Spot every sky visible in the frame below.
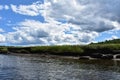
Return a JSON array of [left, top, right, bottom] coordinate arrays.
[[0, 0, 120, 46]]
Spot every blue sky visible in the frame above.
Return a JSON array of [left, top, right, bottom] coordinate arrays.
[[0, 0, 120, 46]]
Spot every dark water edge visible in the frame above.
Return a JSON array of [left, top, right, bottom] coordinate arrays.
[[0, 54, 120, 80]]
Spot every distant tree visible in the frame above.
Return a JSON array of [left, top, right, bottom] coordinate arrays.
[[92, 39, 120, 44]]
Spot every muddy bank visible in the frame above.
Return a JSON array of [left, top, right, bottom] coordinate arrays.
[[7, 51, 120, 60]]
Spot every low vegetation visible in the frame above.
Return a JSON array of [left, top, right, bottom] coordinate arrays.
[[96, 39, 120, 44], [0, 39, 120, 57], [31, 45, 84, 56], [82, 44, 120, 55], [0, 46, 8, 53]]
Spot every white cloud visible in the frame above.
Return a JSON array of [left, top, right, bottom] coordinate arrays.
[[0, 28, 5, 43], [2, 0, 120, 45], [11, 1, 43, 16], [44, 0, 120, 32], [4, 19, 98, 45], [111, 35, 119, 39], [0, 34, 5, 43], [0, 5, 9, 10], [111, 21, 120, 30], [4, 5, 9, 10], [107, 35, 119, 41], [10, 0, 120, 32], [0, 28, 4, 32]]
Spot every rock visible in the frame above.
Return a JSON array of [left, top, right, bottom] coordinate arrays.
[[90, 53, 103, 58], [79, 56, 90, 60], [101, 54, 113, 59], [113, 50, 120, 54], [115, 55, 120, 59]]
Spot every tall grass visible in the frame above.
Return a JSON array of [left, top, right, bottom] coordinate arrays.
[[1, 42, 120, 56], [88, 44, 120, 50], [31, 45, 84, 56], [0, 47, 8, 53], [81, 44, 120, 54]]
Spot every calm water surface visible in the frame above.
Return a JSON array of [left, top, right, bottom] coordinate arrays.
[[0, 54, 120, 80]]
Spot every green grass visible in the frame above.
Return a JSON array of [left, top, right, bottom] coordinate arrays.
[[0, 47, 8, 53], [80, 44, 120, 55], [31, 45, 84, 56], [88, 44, 120, 50], [0, 39, 120, 56]]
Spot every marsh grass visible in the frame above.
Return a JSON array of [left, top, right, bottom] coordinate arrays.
[[1, 39, 120, 56], [0, 47, 8, 53], [31, 45, 84, 56]]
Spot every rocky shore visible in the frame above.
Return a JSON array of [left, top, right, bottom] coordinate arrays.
[[8, 50, 120, 60], [79, 51, 120, 60]]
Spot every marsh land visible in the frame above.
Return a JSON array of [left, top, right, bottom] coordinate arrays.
[[0, 39, 120, 60]]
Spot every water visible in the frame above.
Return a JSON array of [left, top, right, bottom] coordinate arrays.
[[0, 54, 120, 80]]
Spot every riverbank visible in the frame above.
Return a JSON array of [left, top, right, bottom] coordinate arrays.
[[0, 44, 119, 60], [8, 52, 80, 60], [9, 52, 120, 60]]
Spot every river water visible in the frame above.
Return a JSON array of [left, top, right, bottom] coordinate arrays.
[[0, 54, 120, 80]]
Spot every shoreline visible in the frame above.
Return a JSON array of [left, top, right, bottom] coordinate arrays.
[[0, 43, 120, 60], [8, 52, 80, 60], [5, 52, 120, 61]]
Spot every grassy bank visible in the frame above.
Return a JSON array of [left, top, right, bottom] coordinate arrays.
[[82, 44, 120, 54], [7, 45, 84, 56], [0, 46, 8, 53], [4, 44, 120, 56], [0, 39, 120, 58], [30, 45, 84, 56]]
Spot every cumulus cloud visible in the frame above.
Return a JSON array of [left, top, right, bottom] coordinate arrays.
[[111, 35, 119, 39], [44, 0, 120, 32], [11, 1, 43, 16], [2, 0, 120, 45], [106, 35, 119, 41], [0, 34, 6, 43], [10, 0, 120, 32], [4, 19, 98, 45]]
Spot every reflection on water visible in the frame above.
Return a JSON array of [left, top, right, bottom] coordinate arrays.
[[0, 54, 120, 80]]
